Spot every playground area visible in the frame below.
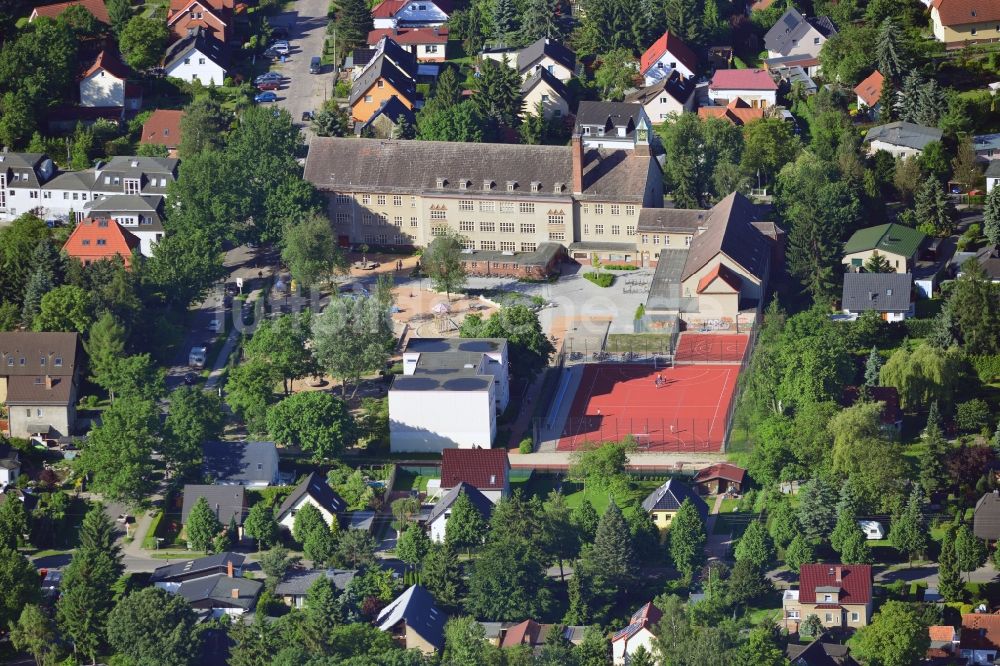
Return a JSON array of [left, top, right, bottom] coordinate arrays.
[[554, 362, 740, 453], [390, 287, 498, 338], [673, 332, 750, 364]]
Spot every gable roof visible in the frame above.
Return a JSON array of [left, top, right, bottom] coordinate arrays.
[[163, 27, 229, 70], [150, 552, 246, 583], [843, 223, 926, 258], [961, 613, 1000, 651], [841, 272, 912, 313], [709, 69, 778, 91], [798, 564, 872, 605], [974, 491, 1000, 539], [640, 31, 698, 76], [517, 37, 576, 74], [201, 440, 278, 485], [167, 0, 228, 26], [440, 448, 509, 491], [31, 0, 109, 23], [864, 121, 943, 150], [367, 26, 448, 45], [176, 572, 262, 610], [276, 472, 346, 518], [350, 54, 416, 106], [854, 70, 884, 108], [181, 485, 247, 526], [141, 110, 184, 148], [625, 70, 695, 107], [612, 602, 663, 642], [501, 619, 543, 648], [973, 244, 1000, 280], [370, 0, 452, 18], [82, 50, 131, 81], [697, 97, 766, 125], [641, 478, 708, 515], [521, 67, 570, 102], [274, 568, 357, 595], [764, 9, 836, 55], [0, 332, 79, 378], [696, 263, 742, 293], [694, 463, 747, 485], [929, 625, 958, 644], [427, 481, 494, 525], [681, 192, 770, 283], [62, 218, 141, 266], [370, 36, 418, 74], [786, 637, 859, 666], [377, 585, 447, 649], [931, 0, 1000, 26], [576, 101, 644, 132], [358, 95, 416, 135]]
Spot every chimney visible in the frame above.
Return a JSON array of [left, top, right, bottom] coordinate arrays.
[[571, 134, 584, 194], [227, 560, 234, 578], [835, 566, 842, 583], [44, 375, 52, 389], [230, 588, 240, 599]]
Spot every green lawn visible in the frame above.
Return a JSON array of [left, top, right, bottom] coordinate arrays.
[[718, 498, 739, 513], [606, 334, 673, 355], [513, 472, 663, 518], [394, 469, 438, 492], [713, 512, 758, 537]]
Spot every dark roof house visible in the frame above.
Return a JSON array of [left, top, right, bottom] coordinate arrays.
[[641, 478, 708, 516], [426, 482, 494, 526], [786, 636, 859, 665], [181, 485, 247, 526], [576, 101, 645, 140], [163, 27, 229, 71], [865, 121, 943, 151], [974, 491, 1000, 540], [625, 70, 695, 108], [150, 552, 246, 584], [764, 9, 837, 56], [176, 573, 262, 613], [275, 568, 357, 598], [841, 272, 913, 315], [517, 37, 576, 76], [275, 472, 347, 520], [201, 440, 279, 486], [681, 192, 771, 283], [349, 54, 417, 107], [377, 584, 447, 651]]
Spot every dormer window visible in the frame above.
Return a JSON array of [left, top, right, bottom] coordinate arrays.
[[459, 179, 469, 190], [506, 181, 516, 192], [553, 182, 564, 193], [583, 126, 591, 135], [98, 220, 109, 227], [530, 181, 540, 192], [436, 177, 446, 188], [483, 179, 493, 191], [54, 357, 62, 367], [617, 127, 626, 137]]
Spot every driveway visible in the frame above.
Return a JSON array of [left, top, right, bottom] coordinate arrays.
[[267, 0, 335, 136]]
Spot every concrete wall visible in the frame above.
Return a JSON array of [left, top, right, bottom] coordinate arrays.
[[867, 139, 924, 159], [8, 404, 73, 438]]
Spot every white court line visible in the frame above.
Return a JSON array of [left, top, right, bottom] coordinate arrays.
[[707, 368, 733, 436]]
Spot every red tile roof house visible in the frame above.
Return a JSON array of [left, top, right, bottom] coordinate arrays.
[[707, 69, 778, 108], [62, 218, 141, 269], [79, 50, 142, 112], [368, 27, 448, 62], [167, 0, 234, 45], [639, 31, 698, 86], [30, 0, 110, 24], [611, 602, 662, 665], [693, 463, 748, 495], [141, 110, 185, 156], [437, 448, 510, 503], [961, 613, 1000, 663], [927, 625, 959, 660], [697, 97, 766, 126], [370, 0, 452, 30], [782, 564, 873, 634], [854, 70, 884, 115]]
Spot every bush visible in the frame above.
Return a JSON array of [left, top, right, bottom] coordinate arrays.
[[583, 272, 615, 288], [903, 318, 936, 339], [602, 264, 639, 271], [969, 354, 1000, 383], [635, 303, 645, 320], [956, 399, 991, 434], [518, 438, 533, 454]]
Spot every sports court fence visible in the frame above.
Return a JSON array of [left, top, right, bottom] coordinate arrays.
[[557, 416, 723, 452], [530, 338, 567, 428], [721, 318, 761, 452]]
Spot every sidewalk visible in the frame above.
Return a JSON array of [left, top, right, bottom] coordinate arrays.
[[205, 288, 262, 390], [705, 494, 731, 561]]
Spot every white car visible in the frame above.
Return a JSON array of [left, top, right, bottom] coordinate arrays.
[[208, 319, 222, 333], [189, 346, 207, 369], [268, 42, 290, 55]]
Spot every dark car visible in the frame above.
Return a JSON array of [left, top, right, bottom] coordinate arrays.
[[256, 80, 280, 91], [183, 372, 198, 385], [254, 71, 282, 84], [302, 110, 314, 122], [254, 91, 278, 103], [271, 27, 288, 39]]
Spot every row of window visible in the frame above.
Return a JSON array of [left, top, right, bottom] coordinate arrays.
[[5, 356, 63, 367], [465, 241, 536, 252], [582, 224, 637, 236], [339, 194, 635, 218], [581, 204, 637, 216], [640, 234, 692, 247]]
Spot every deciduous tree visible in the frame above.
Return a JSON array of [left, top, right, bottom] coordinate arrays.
[[668, 499, 706, 582], [281, 214, 345, 289], [311, 296, 394, 398], [118, 16, 169, 70], [11, 604, 58, 666], [0, 548, 40, 632], [78, 398, 158, 505], [106, 587, 200, 666], [851, 601, 930, 666], [266, 391, 357, 460], [423, 229, 468, 300]]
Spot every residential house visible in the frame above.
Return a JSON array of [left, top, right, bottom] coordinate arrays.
[[439, 447, 510, 502], [782, 564, 873, 632], [177, 572, 262, 617], [969, 245, 1000, 282], [930, 0, 1000, 48], [707, 69, 778, 108], [961, 613, 1000, 664], [927, 625, 960, 662], [80, 50, 141, 111], [368, 26, 448, 61], [482, 38, 577, 83], [639, 31, 698, 85], [167, 0, 233, 45], [0, 332, 82, 439], [377, 585, 447, 654], [356, 96, 417, 138], [275, 472, 346, 531], [763, 9, 836, 75], [842, 223, 926, 274], [141, 110, 185, 156], [766, 63, 817, 94], [641, 192, 779, 330], [351, 36, 417, 82], [625, 71, 696, 122], [349, 42, 417, 123], [163, 27, 228, 85], [864, 121, 943, 158], [304, 132, 663, 271], [82, 194, 166, 257], [973, 133, 1000, 161], [202, 441, 280, 487], [499, 620, 586, 651], [974, 490, 1000, 541], [371, 0, 451, 30], [150, 552, 247, 592], [62, 218, 141, 268], [840, 272, 914, 322], [0, 152, 56, 222], [0, 487, 38, 514], [786, 636, 859, 665], [854, 70, 884, 115], [576, 101, 653, 150], [989, 160, 1000, 192], [389, 338, 510, 452], [30, 0, 109, 24], [693, 463, 747, 495], [427, 482, 494, 543], [697, 97, 765, 126], [521, 68, 570, 120], [641, 478, 708, 530], [181, 485, 248, 538], [612, 602, 662, 665], [0, 444, 20, 488], [275, 568, 357, 608]]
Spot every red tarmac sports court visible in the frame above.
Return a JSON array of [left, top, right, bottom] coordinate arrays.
[[556, 363, 740, 453], [674, 332, 749, 364]]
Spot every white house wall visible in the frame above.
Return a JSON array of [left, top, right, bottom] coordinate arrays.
[[388, 388, 496, 452], [643, 55, 696, 86], [80, 71, 126, 108], [277, 495, 337, 530], [707, 87, 776, 107], [166, 48, 227, 85]]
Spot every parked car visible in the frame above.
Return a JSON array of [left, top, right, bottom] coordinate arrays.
[[268, 42, 290, 55], [254, 71, 282, 84], [302, 110, 314, 122], [189, 346, 207, 368], [208, 319, 221, 332], [254, 91, 278, 103], [256, 80, 280, 91], [310, 56, 322, 74]]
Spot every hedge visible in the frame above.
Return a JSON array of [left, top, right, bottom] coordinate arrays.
[[583, 272, 615, 287], [903, 318, 935, 339], [969, 354, 1000, 384], [602, 264, 639, 271], [142, 510, 165, 549]]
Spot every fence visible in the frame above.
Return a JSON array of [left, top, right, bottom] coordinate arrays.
[[722, 316, 762, 452], [530, 337, 568, 428], [557, 416, 723, 452]]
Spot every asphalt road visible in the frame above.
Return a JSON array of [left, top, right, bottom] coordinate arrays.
[[266, 0, 337, 136]]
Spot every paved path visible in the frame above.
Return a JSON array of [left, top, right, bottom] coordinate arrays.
[[269, 0, 335, 136], [705, 494, 730, 561]]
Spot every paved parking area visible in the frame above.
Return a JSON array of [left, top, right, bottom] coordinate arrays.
[[263, 0, 335, 135]]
